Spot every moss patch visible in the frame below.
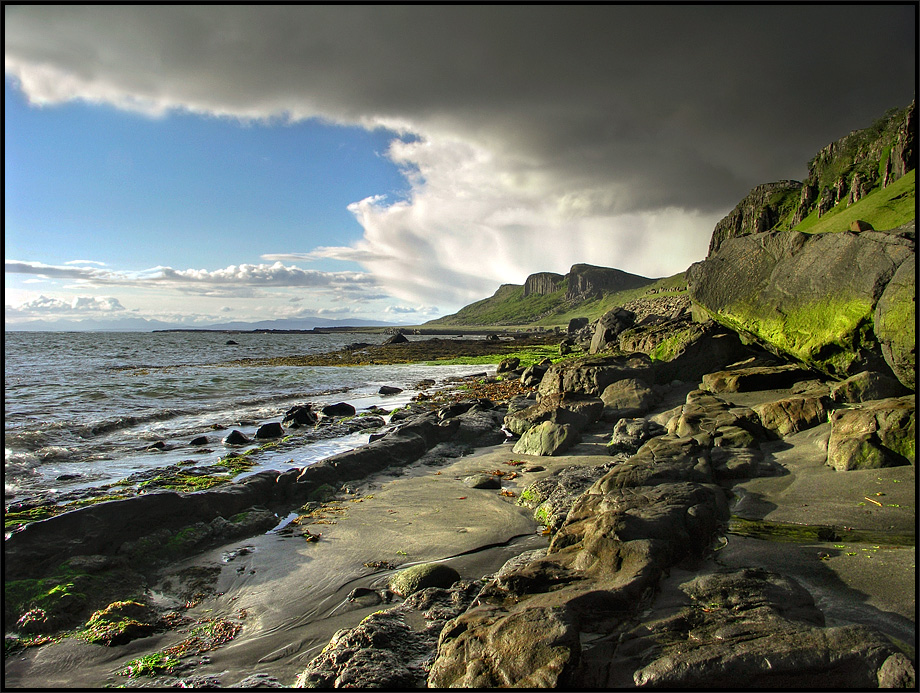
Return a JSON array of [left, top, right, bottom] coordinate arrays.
[[714, 296, 875, 376]]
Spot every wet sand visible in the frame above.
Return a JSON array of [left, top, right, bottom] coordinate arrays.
[[5, 395, 915, 687]]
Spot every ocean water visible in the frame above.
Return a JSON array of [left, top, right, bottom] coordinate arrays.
[[4, 331, 491, 500]]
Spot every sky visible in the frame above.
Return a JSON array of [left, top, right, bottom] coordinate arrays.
[[4, 5, 916, 329]]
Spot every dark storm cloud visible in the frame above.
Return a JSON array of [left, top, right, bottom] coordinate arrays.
[[6, 5, 913, 212]]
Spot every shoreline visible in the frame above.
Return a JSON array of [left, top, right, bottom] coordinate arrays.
[[4, 333, 915, 688]]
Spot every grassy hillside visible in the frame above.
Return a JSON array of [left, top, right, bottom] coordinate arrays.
[[793, 170, 915, 234], [428, 272, 687, 329]]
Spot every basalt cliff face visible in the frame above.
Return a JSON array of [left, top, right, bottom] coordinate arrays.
[[709, 99, 916, 254]]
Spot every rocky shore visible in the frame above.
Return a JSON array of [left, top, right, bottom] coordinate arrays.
[[5, 216, 915, 687]]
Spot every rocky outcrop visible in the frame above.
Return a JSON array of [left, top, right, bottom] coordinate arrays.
[[875, 253, 916, 390], [523, 271, 564, 297], [826, 396, 915, 471], [565, 263, 653, 300], [709, 180, 802, 255], [688, 223, 915, 385]]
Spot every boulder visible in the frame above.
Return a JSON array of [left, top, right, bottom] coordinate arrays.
[[497, 357, 521, 373], [517, 464, 613, 532], [254, 422, 284, 439], [189, 435, 210, 446], [383, 333, 409, 345], [223, 430, 251, 446], [589, 307, 635, 353], [511, 421, 580, 456], [388, 563, 461, 597], [462, 474, 501, 490], [701, 363, 817, 394], [600, 377, 657, 422], [829, 370, 908, 404], [615, 569, 906, 689], [283, 404, 317, 426], [826, 396, 915, 471], [567, 317, 589, 334], [752, 395, 831, 438], [607, 418, 666, 456], [688, 225, 914, 380], [874, 253, 915, 390], [322, 402, 356, 417], [83, 600, 159, 646], [378, 385, 403, 396], [504, 392, 603, 436], [520, 363, 549, 387], [537, 353, 655, 398]]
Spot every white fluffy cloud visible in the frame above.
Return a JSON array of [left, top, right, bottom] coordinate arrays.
[[5, 6, 915, 313], [6, 295, 125, 316]]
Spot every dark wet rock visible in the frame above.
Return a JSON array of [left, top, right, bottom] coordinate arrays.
[[389, 563, 461, 597], [497, 356, 521, 373], [538, 353, 655, 398], [830, 369, 909, 403], [254, 422, 284, 439], [504, 392, 603, 436], [752, 394, 831, 438], [383, 333, 410, 345], [189, 435, 210, 446], [322, 402, 357, 417], [827, 395, 915, 470], [146, 441, 168, 451], [378, 385, 403, 395], [347, 587, 384, 607], [607, 417, 666, 455], [600, 377, 658, 423], [589, 307, 635, 353], [296, 580, 482, 688], [512, 421, 580, 456], [520, 363, 549, 387], [283, 404, 317, 426], [223, 430, 251, 446], [517, 463, 613, 532], [463, 473, 501, 489], [226, 340, 239, 345], [701, 362, 818, 393], [605, 568, 908, 689]]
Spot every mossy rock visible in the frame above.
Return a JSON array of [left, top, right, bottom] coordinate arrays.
[[689, 227, 913, 379], [874, 254, 916, 390], [388, 563, 461, 597], [83, 600, 159, 646], [308, 484, 338, 503]]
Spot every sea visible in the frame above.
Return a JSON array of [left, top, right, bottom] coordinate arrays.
[[4, 331, 492, 503]]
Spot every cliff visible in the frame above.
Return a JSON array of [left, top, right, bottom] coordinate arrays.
[[709, 99, 916, 254]]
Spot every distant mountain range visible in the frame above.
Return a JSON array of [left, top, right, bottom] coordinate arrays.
[[5, 316, 404, 332]]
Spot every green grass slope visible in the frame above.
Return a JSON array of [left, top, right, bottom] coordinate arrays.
[[427, 272, 687, 329], [793, 170, 915, 234]]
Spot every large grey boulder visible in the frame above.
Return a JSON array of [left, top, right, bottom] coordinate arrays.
[[874, 252, 916, 390], [589, 307, 635, 353], [688, 225, 914, 382]]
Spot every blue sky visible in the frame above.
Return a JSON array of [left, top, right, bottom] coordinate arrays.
[[4, 6, 915, 329], [6, 79, 411, 272]]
